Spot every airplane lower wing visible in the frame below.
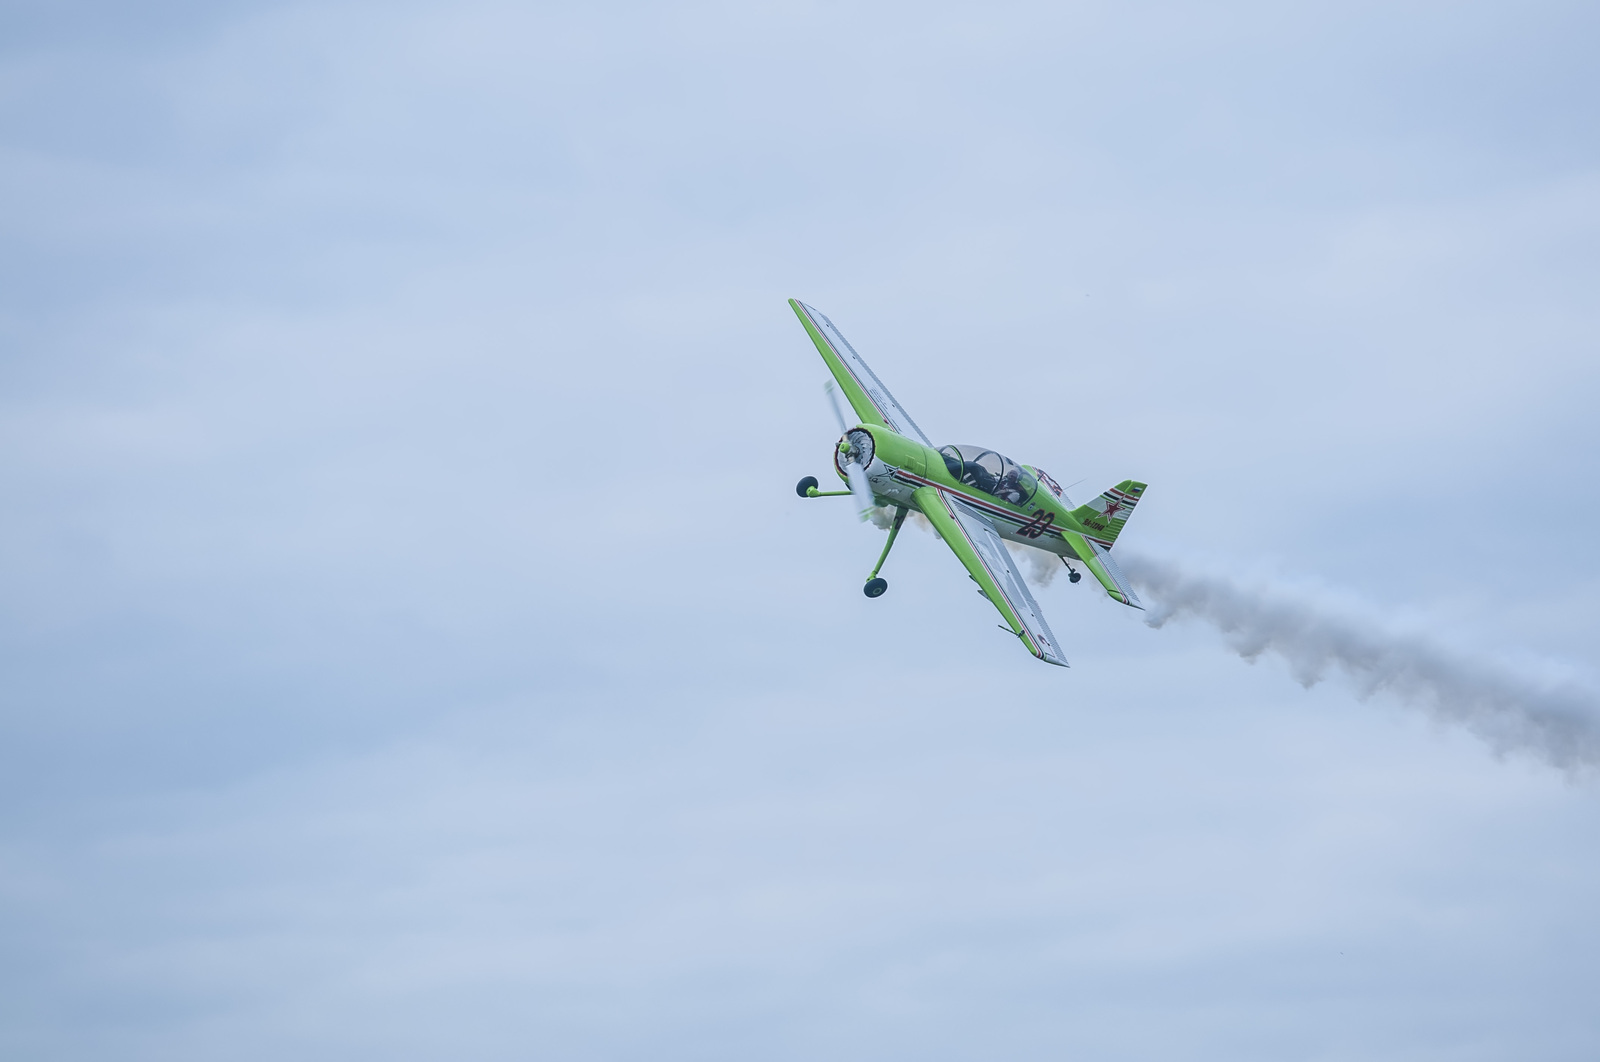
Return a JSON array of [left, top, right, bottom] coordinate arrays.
[[914, 486, 1068, 666]]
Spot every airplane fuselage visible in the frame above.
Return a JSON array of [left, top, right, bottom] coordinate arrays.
[[834, 424, 1095, 561]]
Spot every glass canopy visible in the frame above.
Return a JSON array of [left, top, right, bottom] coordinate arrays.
[[938, 444, 1038, 506]]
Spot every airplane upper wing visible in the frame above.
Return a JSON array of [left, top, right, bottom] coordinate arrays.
[[789, 299, 932, 444], [913, 486, 1068, 666]]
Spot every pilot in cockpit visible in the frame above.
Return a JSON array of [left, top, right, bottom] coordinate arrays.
[[996, 464, 1040, 507], [964, 465, 997, 495]]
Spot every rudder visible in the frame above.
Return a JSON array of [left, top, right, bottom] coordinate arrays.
[[1071, 480, 1146, 548]]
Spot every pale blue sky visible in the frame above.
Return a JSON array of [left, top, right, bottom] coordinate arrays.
[[2, 2, 1598, 1058]]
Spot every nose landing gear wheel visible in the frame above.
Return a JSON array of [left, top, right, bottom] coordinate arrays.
[[864, 577, 888, 598]]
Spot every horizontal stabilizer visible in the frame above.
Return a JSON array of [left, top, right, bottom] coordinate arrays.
[[1063, 530, 1143, 609]]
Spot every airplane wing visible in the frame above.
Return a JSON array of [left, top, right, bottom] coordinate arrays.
[[913, 486, 1068, 666], [1062, 530, 1143, 609], [789, 299, 932, 444]]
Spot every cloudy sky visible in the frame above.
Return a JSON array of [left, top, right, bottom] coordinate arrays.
[[2, 1, 1598, 1058]]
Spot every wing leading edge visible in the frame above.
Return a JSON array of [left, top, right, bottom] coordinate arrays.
[[789, 299, 931, 444], [913, 486, 1068, 667]]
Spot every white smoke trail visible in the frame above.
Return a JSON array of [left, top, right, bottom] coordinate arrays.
[[1005, 540, 1064, 587], [1119, 552, 1600, 775], [869, 505, 935, 535]]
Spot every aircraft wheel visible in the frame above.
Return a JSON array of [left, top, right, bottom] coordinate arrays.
[[863, 578, 888, 598], [1068, 571, 1082, 584], [796, 476, 819, 498]]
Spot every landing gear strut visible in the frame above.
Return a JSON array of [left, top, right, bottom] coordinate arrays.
[[863, 506, 908, 599], [1061, 556, 1082, 584], [796, 474, 852, 499]]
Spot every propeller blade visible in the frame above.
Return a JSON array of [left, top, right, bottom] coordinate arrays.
[[824, 381, 849, 435], [844, 459, 876, 522], [826, 382, 876, 520]]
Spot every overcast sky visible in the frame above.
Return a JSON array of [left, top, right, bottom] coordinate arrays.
[[2, 1, 1598, 1058]]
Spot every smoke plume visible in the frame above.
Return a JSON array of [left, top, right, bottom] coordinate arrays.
[[1006, 541, 1065, 587], [1119, 552, 1600, 774], [869, 505, 935, 533]]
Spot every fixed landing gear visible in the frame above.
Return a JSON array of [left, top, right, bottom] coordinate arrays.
[[799, 484, 908, 600], [862, 506, 908, 600], [796, 474, 851, 499], [1061, 557, 1083, 584]]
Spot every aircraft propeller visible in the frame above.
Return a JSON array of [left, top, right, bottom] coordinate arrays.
[[824, 382, 879, 522]]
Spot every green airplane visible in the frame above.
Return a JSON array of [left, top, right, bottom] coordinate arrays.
[[791, 299, 1147, 667]]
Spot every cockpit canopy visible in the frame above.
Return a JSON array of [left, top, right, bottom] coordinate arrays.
[[938, 444, 1038, 506]]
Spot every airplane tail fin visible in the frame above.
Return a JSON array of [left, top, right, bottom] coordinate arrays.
[[1070, 480, 1147, 548]]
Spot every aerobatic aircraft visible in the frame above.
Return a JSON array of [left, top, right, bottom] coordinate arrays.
[[791, 299, 1146, 667]]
